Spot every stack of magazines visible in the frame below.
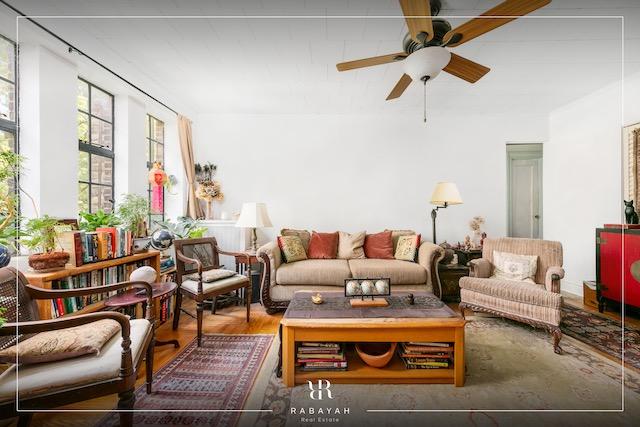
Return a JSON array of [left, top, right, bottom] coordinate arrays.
[[398, 342, 453, 369], [296, 342, 347, 371]]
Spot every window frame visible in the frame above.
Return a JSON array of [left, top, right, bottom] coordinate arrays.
[[77, 77, 115, 213], [0, 33, 17, 139], [146, 114, 165, 227]]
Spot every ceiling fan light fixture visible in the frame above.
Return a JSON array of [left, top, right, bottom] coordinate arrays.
[[403, 47, 451, 82]]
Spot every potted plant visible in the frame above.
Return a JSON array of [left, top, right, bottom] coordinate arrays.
[[153, 216, 207, 239], [78, 209, 121, 231], [22, 215, 69, 271], [117, 194, 149, 238]]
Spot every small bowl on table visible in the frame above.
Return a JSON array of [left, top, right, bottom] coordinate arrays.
[[355, 342, 397, 368]]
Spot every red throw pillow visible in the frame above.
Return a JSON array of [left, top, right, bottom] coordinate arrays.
[[364, 231, 394, 259], [307, 231, 339, 259]]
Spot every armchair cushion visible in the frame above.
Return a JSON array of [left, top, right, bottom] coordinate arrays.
[[185, 269, 236, 283], [180, 274, 249, 295], [460, 277, 562, 309], [0, 319, 151, 402], [491, 251, 538, 283], [0, 319, 120, 365]]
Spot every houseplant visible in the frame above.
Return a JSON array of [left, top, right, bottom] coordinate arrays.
[[153, 216, 207, 239], [117, 194, 149, 238], [78, 209, 121, 231], [22, 215, 69, 271]]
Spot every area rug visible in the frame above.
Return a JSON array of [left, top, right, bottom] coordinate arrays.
[[96, 334, 273, 427], [247, 317, 640, 427], [561, 304, 640, 371]]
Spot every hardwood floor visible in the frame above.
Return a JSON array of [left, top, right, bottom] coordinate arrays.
[[17, 293, 640, 427]]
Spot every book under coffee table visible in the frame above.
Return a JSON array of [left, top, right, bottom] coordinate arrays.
[[280, 291, 466, 387]]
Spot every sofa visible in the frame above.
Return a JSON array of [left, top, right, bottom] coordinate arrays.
[[459, 237, 565, 354], [256, 230, 445, 314]]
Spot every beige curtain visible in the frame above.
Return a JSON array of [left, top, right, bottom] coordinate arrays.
[[178, 115, 205, 219], [635, 129, 640, 206]]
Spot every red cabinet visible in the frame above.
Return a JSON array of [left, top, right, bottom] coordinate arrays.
[[596, 228, 640, 311]]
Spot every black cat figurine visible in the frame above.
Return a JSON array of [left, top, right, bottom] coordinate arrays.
[[624, 200, 639, 224]]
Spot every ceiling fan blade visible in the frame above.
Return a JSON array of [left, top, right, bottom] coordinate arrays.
[[443, 0, 551, 47], [442, 53, 491, 83], [399, 0, 434, 43], [386, 74, 413, 100], [443, 53, 490, 83], [336, 52, 407, 72]]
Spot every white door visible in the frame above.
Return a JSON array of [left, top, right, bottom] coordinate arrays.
[[508, 144, 543, 238]]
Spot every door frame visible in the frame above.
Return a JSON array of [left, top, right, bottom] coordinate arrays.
[[506, 143, 543, 238]]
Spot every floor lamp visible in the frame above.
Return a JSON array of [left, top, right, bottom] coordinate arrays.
[[430, 182, 463, 244]]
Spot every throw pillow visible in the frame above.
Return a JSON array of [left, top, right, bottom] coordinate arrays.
[[277, 235, 308, 263], [185, 269, 236, 282], [364, 231, 394, 259], [280, 228, 311, 253], [491, 250, 538, 283], [394, 234, 421, 262], [0, 319, 120, 365], [337, 231, 366, 259], [385, 229, 416, 253], [307, 231, 339, 259]]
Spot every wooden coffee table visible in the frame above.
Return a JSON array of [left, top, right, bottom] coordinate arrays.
[[280, 291, 466, 387]]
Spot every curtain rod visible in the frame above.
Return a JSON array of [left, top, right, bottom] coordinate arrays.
[[0, 0, 179, 116]]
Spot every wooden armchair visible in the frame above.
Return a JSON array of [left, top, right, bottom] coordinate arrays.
[[0, 267, 155, 427], [172, 237, 251, 347]]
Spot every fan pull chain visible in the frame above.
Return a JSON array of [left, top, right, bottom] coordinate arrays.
[[421, 76, 430, 123]]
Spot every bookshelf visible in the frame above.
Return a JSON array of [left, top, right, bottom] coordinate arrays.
[[24, 250, 161, 320]]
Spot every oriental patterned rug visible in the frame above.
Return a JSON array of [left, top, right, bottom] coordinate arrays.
[[561, 304, 640, 371], [96, 334, 273, 427]]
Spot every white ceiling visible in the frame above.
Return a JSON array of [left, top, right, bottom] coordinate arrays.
[[6, 0, 640, 116]]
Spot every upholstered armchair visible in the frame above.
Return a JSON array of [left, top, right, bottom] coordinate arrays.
[[459, 238, 565, 354], [0, 267, 155, 427]]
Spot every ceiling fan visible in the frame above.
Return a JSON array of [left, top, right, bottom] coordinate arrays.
[[336, 0, 552, 104]]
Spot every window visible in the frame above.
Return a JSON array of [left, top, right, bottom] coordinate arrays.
[[146, 114, 165, 226], [77, 78, 114, 213]]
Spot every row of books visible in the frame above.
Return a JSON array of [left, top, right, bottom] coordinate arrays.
[[296, 342, 347, 371], [397, 342, 454, 369], [50, 261, 150, 318], [58, 227, 134, 267]]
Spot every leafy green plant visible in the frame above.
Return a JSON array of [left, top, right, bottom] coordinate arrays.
[[117, 194, 149, 237], [0, 219, 25, 250], [21, 215, 62, 254], [153, 216, 207, 239], [0, 307, 6, 328], [78, 209, 121, 231]]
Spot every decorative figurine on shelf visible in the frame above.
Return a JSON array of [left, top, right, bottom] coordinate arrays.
[[195, 162, 224, 220], [469, 216, 485, 249], [624, 200, 639, 224], [407, 293, 415, 305], [463, 235, 472, 251], [148, 162, 167, 215]]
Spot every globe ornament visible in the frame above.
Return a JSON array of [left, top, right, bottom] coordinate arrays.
[[0, 245, 11, 268], [150, 228, 174, 251], [360, 280, 375, 296], [346, 280, 362, 296]]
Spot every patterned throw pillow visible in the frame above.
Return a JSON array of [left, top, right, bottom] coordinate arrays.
[[185, 269, 237, 283], [0, 319, 121, 365], [394, 234, 421, 262], [491, 250, 538, 283], [337, 231, 366, 259], [280, 228, 311, 253], [277, 235, 308, 263]]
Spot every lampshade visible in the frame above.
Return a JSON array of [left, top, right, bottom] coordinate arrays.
[[403, 47, 452, 82], [430, 182, 463, 206], [235, 202, 273, 228]]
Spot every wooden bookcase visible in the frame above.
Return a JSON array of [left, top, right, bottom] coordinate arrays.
[[23, 251, 161, 320]]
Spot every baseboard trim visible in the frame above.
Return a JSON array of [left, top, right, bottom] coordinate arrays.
[[562, 280, 583, 298]]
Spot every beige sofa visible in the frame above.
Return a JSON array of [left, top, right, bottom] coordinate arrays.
[[256, 236, 444, 314], [459, 237, 565, 354]]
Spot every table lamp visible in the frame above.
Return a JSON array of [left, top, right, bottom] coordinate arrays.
[[235, 202, 273, 252], [430, 182, 463, 243]]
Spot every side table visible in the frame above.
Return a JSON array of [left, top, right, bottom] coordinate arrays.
[[105, 282, 180, 349], [438, 263, 470, 302], [234, 253, 261, 304]]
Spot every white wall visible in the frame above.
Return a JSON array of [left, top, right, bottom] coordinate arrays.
[[545, 72, 640, 296], [193, 113, 548, 246]]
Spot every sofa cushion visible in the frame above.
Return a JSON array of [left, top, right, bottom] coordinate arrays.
[[364, 231, 394, 259], [386, 229, 416, 253], [277, 235, 307, 263], [459, 276, 561, 309], [348, 259, 427, 285], [308, 231, 339, 259], [0, 319, 151, 403], [181, 274, 249, 294], [0, 319, 120, 365], [337, 231, 365, 259], [276, 259, 351, 286], [281, 228, 311, 252], [394, 234, 421, 262]]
